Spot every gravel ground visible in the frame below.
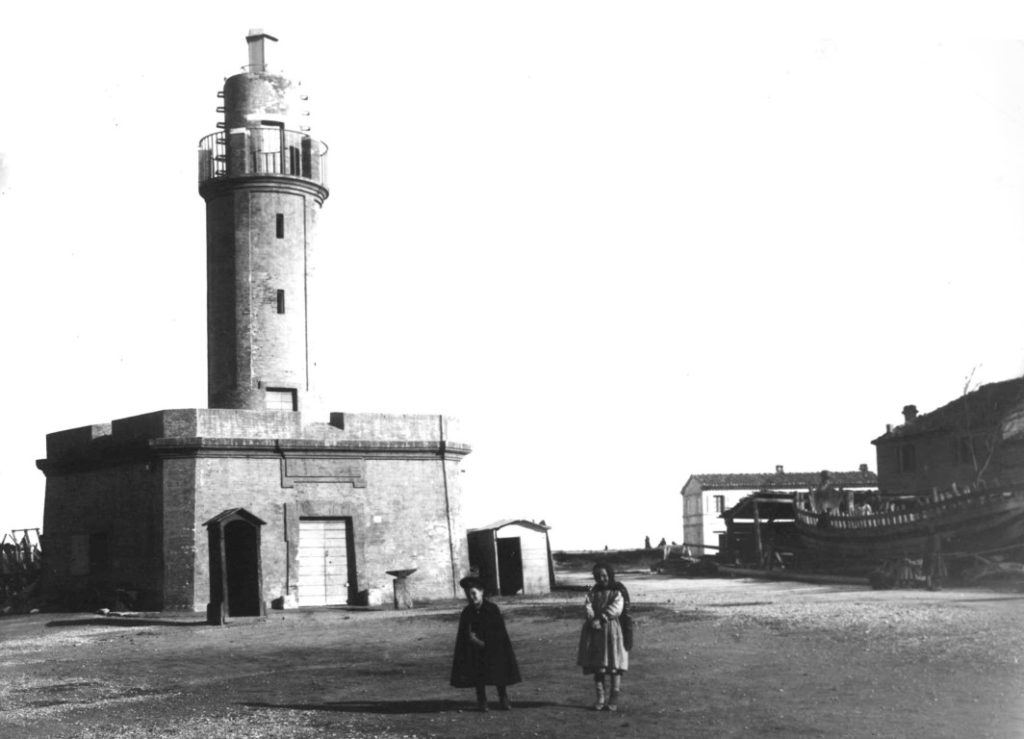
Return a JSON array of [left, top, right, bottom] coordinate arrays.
[[1, 574, 1021, 738]]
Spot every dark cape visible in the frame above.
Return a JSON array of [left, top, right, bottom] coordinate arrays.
[[450, 600, 522, 688]]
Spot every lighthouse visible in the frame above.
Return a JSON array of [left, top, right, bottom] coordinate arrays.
[[198, 30, 329, 413], [38, 31, 471, 614]]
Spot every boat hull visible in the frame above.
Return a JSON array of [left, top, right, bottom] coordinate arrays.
[[795, 487, 1024, 560]]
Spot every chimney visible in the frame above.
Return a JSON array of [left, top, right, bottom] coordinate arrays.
[[886, 423, 892, 434], [859, 463, 868, 473], [246, 29, 279, 73], [775, 465, 784, 474], [902, 405, 918, 424]]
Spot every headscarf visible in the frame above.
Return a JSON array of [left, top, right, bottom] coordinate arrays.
[[592, 561, 630, 613], [592, 561, 616, 590]]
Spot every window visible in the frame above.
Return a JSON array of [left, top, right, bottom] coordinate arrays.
[[952, 436, 972, 466], [899, 443, 916, 472], [89, 533, 110, 573], [70, 534, 89, 576], [713, 495, 726, 513], [276, 289, 285, 314], [276, 213, 284, 238], [265, 388, 297, 411], [70, 532, 109, 575], [254, 122, 284, 173]]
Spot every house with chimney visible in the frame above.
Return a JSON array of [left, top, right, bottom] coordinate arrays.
[[680, 465, 879, 554], [872, 377, 1024, 497]]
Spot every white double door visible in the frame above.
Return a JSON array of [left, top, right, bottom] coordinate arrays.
[[297, 519, 351, 606]]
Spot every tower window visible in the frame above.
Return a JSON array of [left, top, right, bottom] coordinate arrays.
[[276, 213, 285, 238], [265, 388, 297, 411], [899, 443, 916, 472], [277, 289, 286, 314]]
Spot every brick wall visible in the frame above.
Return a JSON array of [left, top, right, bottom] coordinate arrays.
[[875, 430, 1024, 495], [40, 460, 163, 609]]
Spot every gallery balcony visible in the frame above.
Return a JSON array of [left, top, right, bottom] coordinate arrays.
[[198, 126, 328, 188]]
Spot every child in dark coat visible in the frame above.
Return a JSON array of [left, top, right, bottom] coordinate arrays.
[[450, 576, 521, 711]]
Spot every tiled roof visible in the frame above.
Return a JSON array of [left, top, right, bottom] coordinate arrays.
[[468, 519, 551, 533], [875, 377, 1024, 442], [685, 469, 878, 490]]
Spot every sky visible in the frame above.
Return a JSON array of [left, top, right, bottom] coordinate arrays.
[[3, 2, 1024, 550]]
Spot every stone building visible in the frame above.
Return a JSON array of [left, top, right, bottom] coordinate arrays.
[[872, 377, 1024, 496], [38, 32, 471, 612], [680, 466, 878, 554]]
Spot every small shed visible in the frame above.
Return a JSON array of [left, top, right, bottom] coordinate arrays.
[[720, 492, 798, 568], [467, 520, 554, 596]]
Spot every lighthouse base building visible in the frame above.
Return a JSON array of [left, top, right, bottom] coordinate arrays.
[[39, 410, 470, 612]]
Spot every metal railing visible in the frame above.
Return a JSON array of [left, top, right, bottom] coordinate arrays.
[[198, 126, 328, 187]]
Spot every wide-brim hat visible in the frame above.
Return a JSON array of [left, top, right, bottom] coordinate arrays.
[[459, 576, 486, 591]]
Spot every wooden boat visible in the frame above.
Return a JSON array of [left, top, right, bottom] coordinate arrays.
[[793, 485, 1024, 560]]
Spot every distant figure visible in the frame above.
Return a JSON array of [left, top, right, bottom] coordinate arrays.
[[604, 544, 609, 551], [923, 535, 946, 590], [644, 535, 652, 550], [815, 470, 843, 514], [577, 563, 630, 711], [657, 537, 667, 547], [450, 576, 521, 711]]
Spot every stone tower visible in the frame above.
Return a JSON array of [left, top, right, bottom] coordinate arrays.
[[198, 30, 328, 413]]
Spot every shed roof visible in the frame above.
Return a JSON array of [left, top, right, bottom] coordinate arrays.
[[722, 491, 796, 521], [203, 507, 266, 527], [468, 519, 551, 534]]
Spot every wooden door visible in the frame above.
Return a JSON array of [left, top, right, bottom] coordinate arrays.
[[298, 519, 351, 606]]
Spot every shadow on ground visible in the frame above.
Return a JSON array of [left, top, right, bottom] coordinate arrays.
[[243, 699, 572, 714], [46, 618, 206, 628]]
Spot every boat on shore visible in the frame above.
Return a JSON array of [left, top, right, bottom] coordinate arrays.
[[793, 484, 1024, 560]]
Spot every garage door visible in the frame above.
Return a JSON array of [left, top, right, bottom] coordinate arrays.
[[298, 519, 351, 606]]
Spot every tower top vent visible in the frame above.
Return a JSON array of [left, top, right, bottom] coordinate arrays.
[[245, 29, 279, 73]]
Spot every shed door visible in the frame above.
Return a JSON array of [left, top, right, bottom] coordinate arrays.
[[298, 519, 351, 606], [496, 537, 524, 596]]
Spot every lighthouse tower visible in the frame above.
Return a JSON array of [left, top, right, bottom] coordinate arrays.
[[198, 30, 328, 413], [39, 31, 471, 613]]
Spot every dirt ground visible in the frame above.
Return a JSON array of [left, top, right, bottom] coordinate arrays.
[[1, 573, 1022, 739]]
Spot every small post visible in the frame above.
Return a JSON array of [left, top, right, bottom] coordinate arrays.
[[752, 499, 764, 567], [387, 568, 417, 610]]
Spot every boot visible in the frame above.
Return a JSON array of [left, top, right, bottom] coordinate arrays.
[[607, 675, 621, 712], [606, 689, 620, 712], [497, 686, 512, 711], [593, 679, 606, 710], [476, 685, 488, 712]]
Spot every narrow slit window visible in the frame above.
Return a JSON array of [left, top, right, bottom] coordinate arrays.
[[276, 213, 284, 238], [277, 289, 285, 314]]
